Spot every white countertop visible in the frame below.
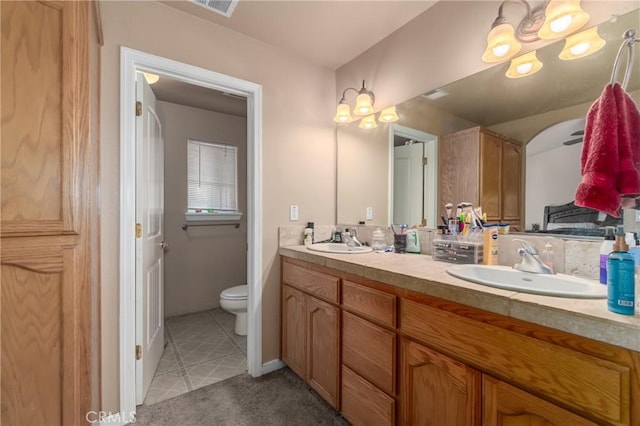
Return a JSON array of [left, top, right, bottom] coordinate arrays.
[[279, 245, 640, 352]]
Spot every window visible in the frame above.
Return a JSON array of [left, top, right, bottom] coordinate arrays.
[[187, 139, 238, 212]]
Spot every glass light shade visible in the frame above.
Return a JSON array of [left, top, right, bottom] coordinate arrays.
[[538, 0, 590, 40], [506, 51, 543, 79], [559, 26, 606, 60], [333, 103, 352, 123], [354, 93, 374, 115], [358, 114, 378, 129], [482, 23, 522, 63], [143, 72, 160, 84], [378, 106, 399, 123]]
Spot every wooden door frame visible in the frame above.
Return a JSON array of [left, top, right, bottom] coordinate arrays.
[[119, 47, 263, 418]]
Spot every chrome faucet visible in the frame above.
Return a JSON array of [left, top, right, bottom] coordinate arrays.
[[342, 228, 362, 247], [512, 239, 555, 274]]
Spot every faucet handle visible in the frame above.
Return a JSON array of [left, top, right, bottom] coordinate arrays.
[[512, 239, 539, 255]]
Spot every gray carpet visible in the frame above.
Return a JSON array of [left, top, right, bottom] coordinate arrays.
[[133, 367, 349, 425]]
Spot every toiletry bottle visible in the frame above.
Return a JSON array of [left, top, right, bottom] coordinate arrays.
[[304, 222, 314, 246], [600, 226, 615, 284], [542, 241, 555, 270], [482, 225, 498, 265], [607, 226, 635, 315], [630, 233, 640, 315]]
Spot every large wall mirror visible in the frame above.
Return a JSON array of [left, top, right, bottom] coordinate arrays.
[[337, 7, 639, 236]]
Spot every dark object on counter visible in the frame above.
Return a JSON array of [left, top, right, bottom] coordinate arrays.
[[394, 234, 407, 254]]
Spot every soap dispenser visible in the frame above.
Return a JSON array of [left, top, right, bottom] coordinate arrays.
[[607, 226, 635, 315]]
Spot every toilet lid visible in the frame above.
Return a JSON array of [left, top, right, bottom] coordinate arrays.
[[221, 284, 248, 300]]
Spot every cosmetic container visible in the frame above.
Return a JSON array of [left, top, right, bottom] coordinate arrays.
[[607, 226, 635, 315]]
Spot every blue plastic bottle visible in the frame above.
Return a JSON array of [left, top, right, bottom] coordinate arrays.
[[607, 226, 635, 315]]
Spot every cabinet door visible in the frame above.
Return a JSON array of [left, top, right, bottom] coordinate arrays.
[[438, 127, 480, 210], [282, 285, 307, 379], [501, 141, 522, 222], [480, 131, 502, 221], [483, 375, 597, 426], [400, 338, 481, 426], [307, 296, 340, 409]]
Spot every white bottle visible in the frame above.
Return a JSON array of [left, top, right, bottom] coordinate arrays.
[[304, 222, 314, 247], [600, 227, 615, 284]]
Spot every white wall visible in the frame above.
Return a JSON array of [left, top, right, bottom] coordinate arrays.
[[99, 1, 336, 411], [526, 143, 583, 230], [158, 101, 247, 318]]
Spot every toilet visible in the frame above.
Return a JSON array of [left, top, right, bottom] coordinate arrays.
[[219, 284, 248, 336]]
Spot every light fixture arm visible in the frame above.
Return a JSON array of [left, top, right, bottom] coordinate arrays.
[[338, 80, 375, 106], [494, 0, 532, 27], [491, 0, 545, 42]]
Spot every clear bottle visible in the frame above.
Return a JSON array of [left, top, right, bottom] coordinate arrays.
[[372, 227, 387, 251], [600, 226, 615, 284], [304, 222, 314, 247], [607, 226, 635, 315], [541, 241, 555, 270]]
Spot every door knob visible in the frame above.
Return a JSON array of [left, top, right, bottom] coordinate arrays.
[[160, 241, 168, 249]]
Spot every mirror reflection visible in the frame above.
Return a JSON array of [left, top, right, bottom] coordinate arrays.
[[336, 8, 640, 236]]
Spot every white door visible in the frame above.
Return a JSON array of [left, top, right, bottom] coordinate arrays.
[[393, 142, 424, 226], [135, 75, 165, 404]]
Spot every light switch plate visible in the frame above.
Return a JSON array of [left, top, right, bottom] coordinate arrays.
[[636, 210, 640, 222], [289, 205, 299, 221], [366, 207, 374, 221]]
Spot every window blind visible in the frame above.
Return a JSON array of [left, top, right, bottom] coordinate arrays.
[[187, 139, 238, 211]]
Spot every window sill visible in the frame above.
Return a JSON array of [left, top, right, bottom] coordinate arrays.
[[184, 211, 243, 222]]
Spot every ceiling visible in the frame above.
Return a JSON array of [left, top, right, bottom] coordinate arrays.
[[162, 0, 437, 70], [150, 0, 437, 115]]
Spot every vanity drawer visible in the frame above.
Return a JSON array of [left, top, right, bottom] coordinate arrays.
[[341, 365, 395, 426], [400, 298, 630, 425], [342, 311, 396, 395], [342, 280, 396, 328], [282, 262, 339, 304]]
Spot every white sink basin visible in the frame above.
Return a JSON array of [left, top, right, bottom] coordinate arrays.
[[447, 264, 607, 298], [307, 243, 373, 254]]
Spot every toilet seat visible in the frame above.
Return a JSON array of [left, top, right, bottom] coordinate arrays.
[[220, 284, 247, 300]]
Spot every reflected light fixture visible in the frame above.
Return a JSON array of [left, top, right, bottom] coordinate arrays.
[[359, 114, 378, 129], [143, 72, 160, 84], [559, 26, 605, 60], [378, 106, 399, 123], [333, 80, 375, 123], [538, 0, 590, 40], [506, 50, 543, 78]]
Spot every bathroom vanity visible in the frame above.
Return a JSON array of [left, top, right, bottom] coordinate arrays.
[[279, 247, 640, 426]]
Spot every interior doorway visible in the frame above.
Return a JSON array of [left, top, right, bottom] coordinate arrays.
[[119, 47, 263, 418]]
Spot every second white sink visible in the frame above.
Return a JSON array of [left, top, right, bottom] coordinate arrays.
[[447, 264, 607, 298], [307, 243, 373, 254]]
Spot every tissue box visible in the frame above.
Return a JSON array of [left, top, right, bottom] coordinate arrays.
[[432, 236, 483, 264]]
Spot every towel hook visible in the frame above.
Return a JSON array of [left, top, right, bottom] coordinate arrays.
[[610, 29, 639, 90]]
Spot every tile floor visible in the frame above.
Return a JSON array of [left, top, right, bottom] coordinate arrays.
[[143, 309, 247, 405]]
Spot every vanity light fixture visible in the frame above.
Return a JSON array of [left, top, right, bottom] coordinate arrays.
[[506, 50, 543, 78], [333, 80, 375, 123], [559, 26, 606, 60], [482, 0, 590, 63], [359, 114, 378, 129], [143, 72, 160, 84], [378, 106, 399, 123], [538, 0, 590, 40]]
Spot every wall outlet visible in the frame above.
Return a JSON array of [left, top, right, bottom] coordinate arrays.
[[366, 207, 374, 221], [289, 205, 299, 221]]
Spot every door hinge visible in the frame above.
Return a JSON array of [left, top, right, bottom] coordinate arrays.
[[422, 157, 428, 166], [135, 345, 142, 360], [135, 223, 142, 238], [136, 101, 142, 116]]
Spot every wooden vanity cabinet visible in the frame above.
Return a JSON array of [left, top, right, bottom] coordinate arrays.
[[281, 260, 340, 409], [438, 126, 523, 231]]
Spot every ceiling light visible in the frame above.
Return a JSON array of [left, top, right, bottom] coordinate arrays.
[[559, 26, 606, 60], [143, 72, 160, 85], [333, 80, 376, 124], [358, 114, 377, 129], [538, 0, 590, 40], [482, 21, 522, 63], [506, 51, 543, 78], [378, 106, 399, 123]]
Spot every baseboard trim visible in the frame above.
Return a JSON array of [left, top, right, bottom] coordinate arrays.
[[261, 359, 285, 375]]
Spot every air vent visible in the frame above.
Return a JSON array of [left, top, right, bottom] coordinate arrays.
[[191, 0, 238, 17], [421, 89, 449, 100]]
